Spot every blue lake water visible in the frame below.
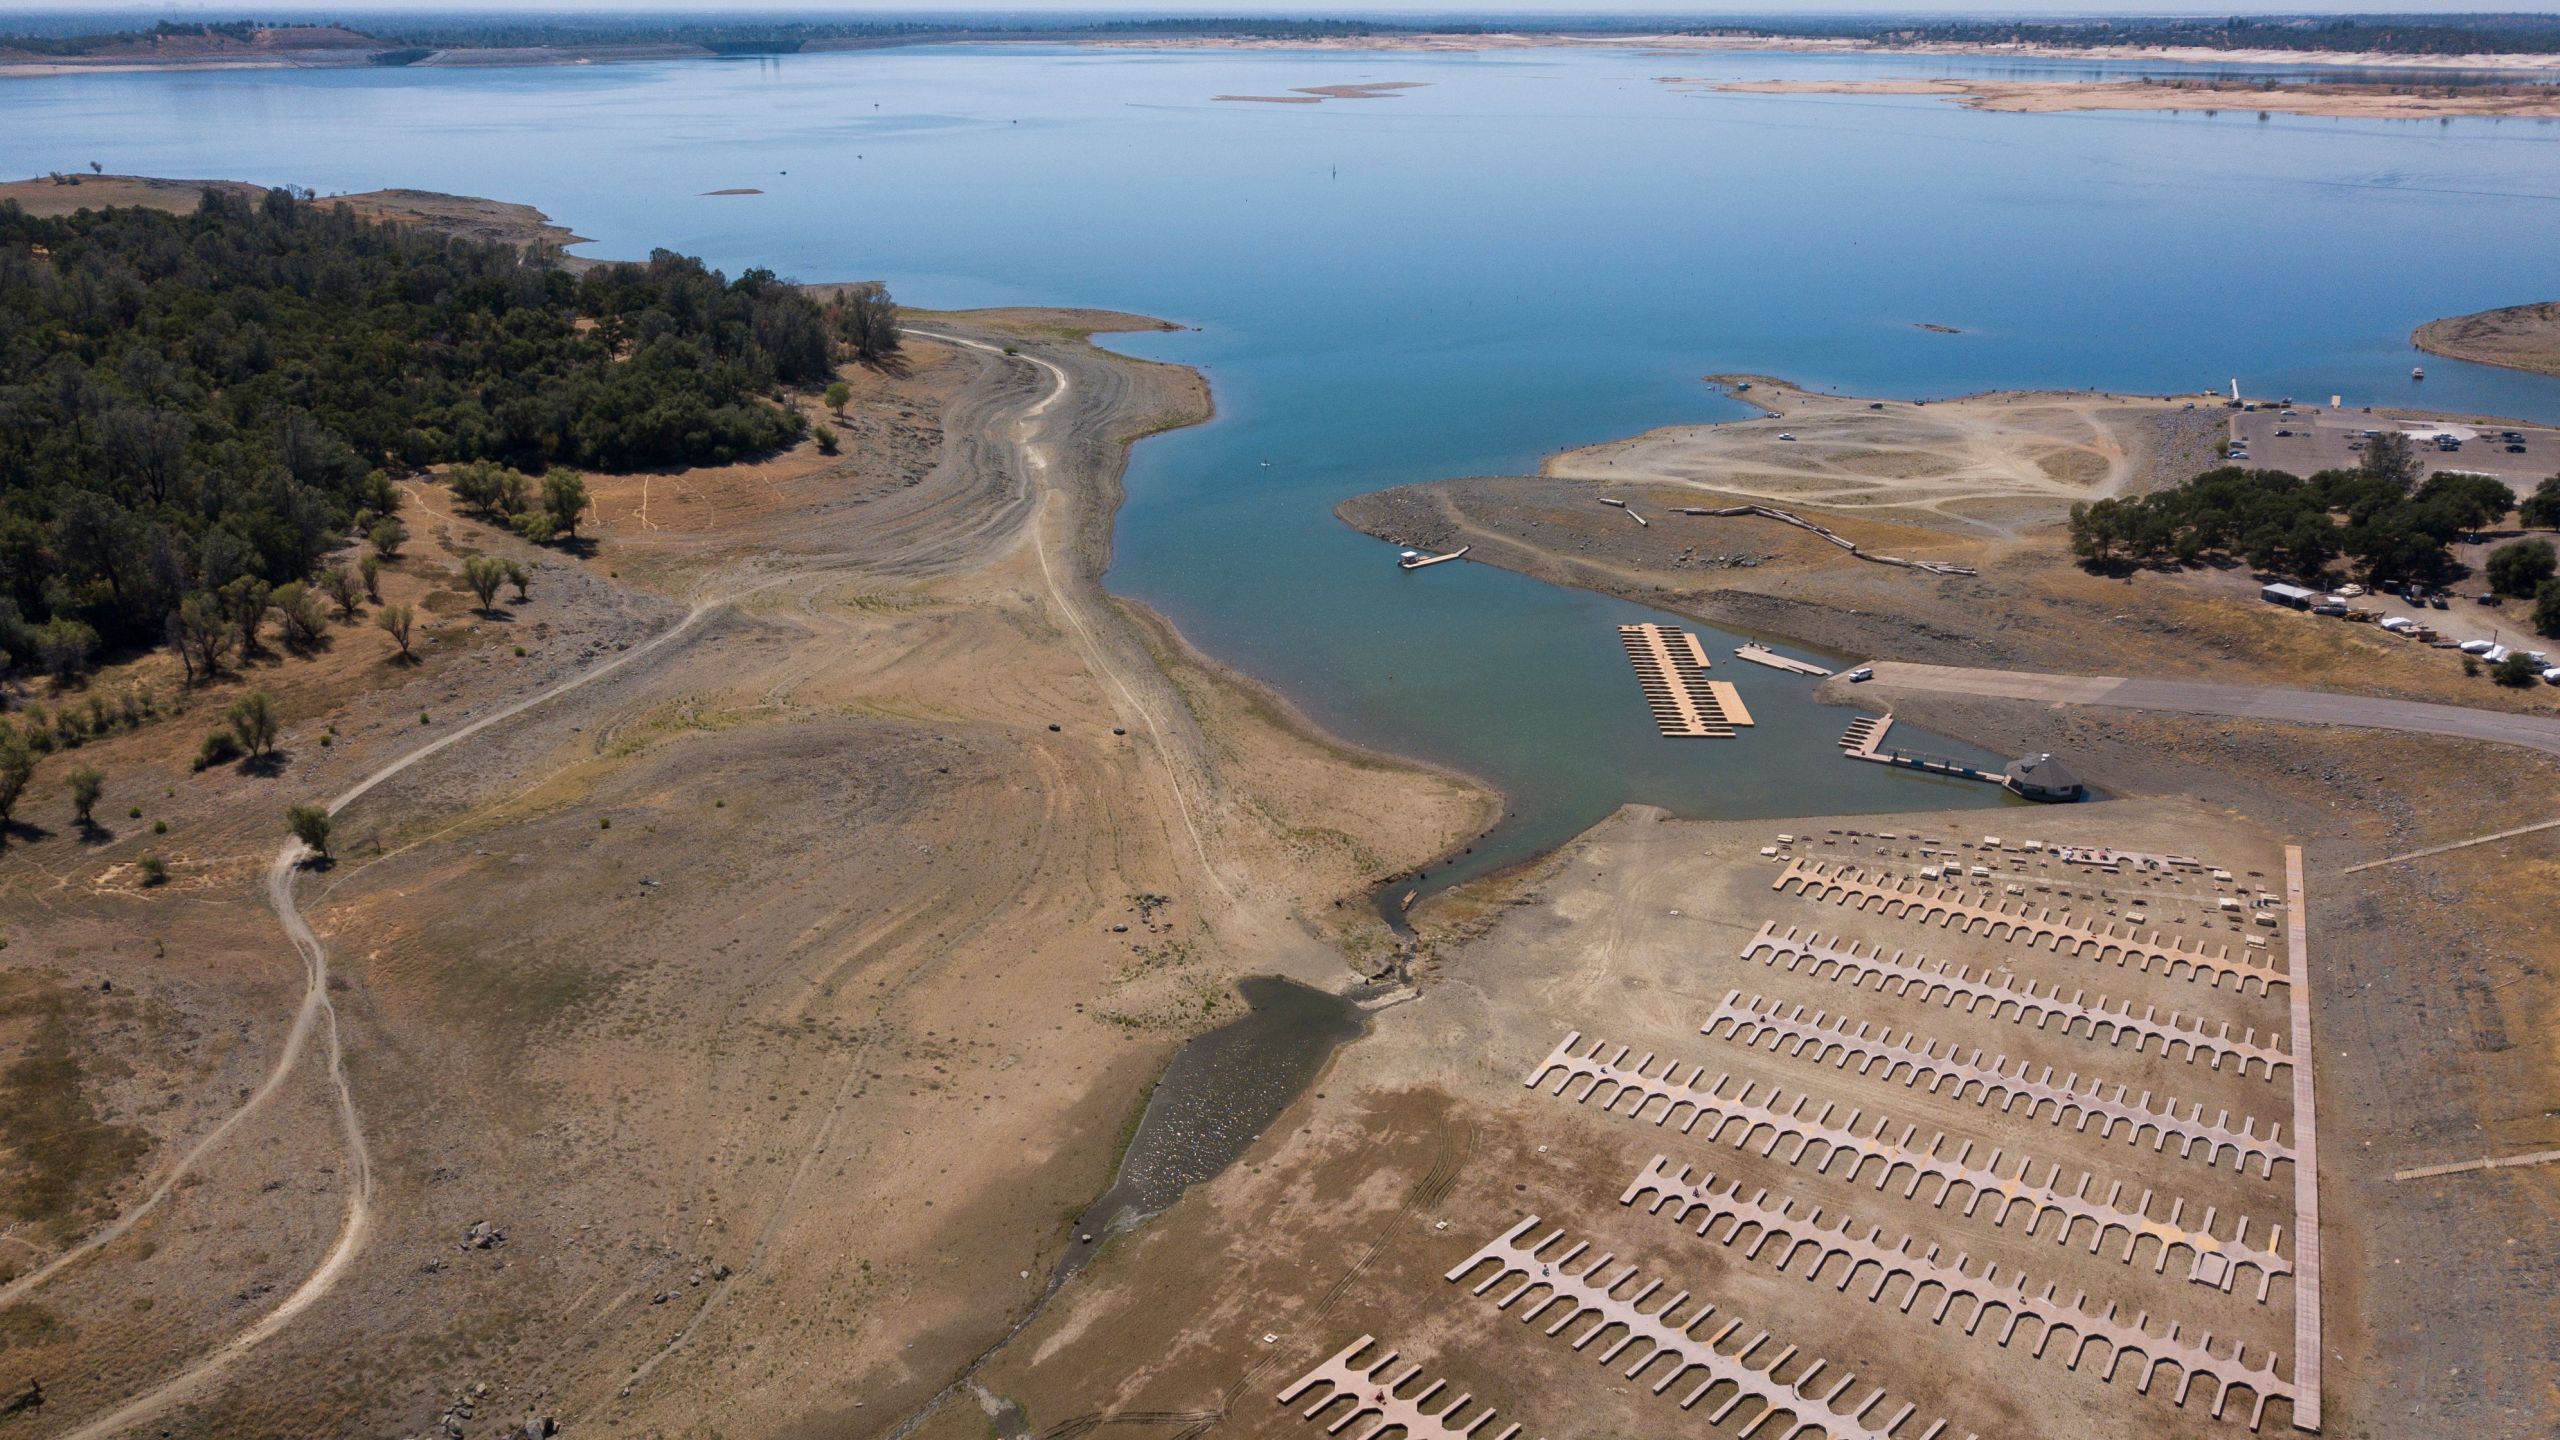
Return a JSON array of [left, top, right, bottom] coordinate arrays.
[[12, 45, 2560, 882]]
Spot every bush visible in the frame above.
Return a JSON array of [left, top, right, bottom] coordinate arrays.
[[286, 802, 333, 859], [137, 854, 168, 886], [2486, 538, 2558, 598], [194, 730, 241, 771], [813, 423, 840, 456], [2492, 652, 2542, 688]]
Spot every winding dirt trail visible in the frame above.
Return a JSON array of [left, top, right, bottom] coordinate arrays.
[[48, 588, 752, 1440], [36, 319, 1318, 1437]]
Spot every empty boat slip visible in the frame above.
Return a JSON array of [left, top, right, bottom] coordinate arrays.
[[1617, 623, 1755, 737]]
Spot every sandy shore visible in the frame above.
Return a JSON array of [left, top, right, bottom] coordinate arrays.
[[1697, 75, 2560, 120], [2413, 301, 2560, 377]]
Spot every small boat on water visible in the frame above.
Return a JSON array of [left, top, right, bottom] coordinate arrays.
[[2412, 366, 2426, 380], [1399, 545, 1471, 571]]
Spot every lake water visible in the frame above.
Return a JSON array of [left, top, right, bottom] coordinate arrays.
[[13, 45, 2560, 882]]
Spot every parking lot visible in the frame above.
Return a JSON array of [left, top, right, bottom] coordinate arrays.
[[2229, 405, 2558, 491]]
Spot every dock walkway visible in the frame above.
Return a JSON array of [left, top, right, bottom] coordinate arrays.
[[1736, 642, 1832, 678], [1619, 624, 1753, 737]]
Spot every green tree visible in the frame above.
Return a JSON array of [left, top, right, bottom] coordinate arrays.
[[2523, 475, 2560, 530], [168, 592, 233, 686], [66, 764, 103, 824], [286, 802, 333, 860], [318, 564, 363, 620], [2535, 579, 2560, 640], [376, 601, 415, 661], [271, 581, 328, 646], [0, 732, 34, 829], [813, 423, 840, 456], [2492, 651, 2542, 688], [504, 561, 530, 603], [2361, 431, 2421, 493], [833, 283, 902, 363], [824, 379, 851, 415], [359, 554, 382, 602], [369, 516, 407, 560], [221, 575, 272, 656], [2414, 471, 2515, 533], [541, 471, 590, 541], [34, 617, 98, 684], [226, 690, 280, 759], [461, 555, 508, 612], [2486, 539, 2558, 598]]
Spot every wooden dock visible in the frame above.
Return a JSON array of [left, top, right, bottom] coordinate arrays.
[[1840, 714, 1895, 757], [1619, 624, 1753, 737], [1735, 642, 1832, 677], [1838, 714, 2007, 786]]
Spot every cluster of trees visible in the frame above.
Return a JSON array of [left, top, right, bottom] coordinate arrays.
[[2066, 435, 2520, 587], [2070, 444, 2560, 641], [0, 188, 837, 669]]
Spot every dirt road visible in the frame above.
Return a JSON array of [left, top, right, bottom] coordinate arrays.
[[1857, 660, 2560, 757]]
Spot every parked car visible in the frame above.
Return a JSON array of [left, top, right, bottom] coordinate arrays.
[[1846, 666, 1874, 683]]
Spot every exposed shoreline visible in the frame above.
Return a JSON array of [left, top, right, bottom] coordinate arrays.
[[1694, 74, 2560, 120], [11, 29, 2560, 80], [2413, 301, 2560, 377]]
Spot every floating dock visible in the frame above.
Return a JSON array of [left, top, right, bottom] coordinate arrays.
[[1619, 623, 1754, 737], [1838, 714, 2007, 786], [1735, 642, 1832, 677]]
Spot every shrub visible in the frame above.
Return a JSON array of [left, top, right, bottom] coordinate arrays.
[[194, 730, 241, 771], [813, 424, 840, 456], [2492, 652, 2541, 688], [369, 517, 407, 559], [286, 802, 332, 859], [138, 855, 168, 886]]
